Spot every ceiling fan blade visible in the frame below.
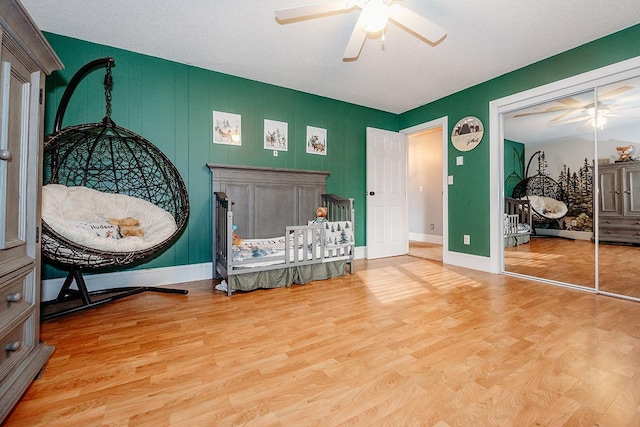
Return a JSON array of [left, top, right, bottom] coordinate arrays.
[[275, 1, 354, 21], [548, 109, 581, 123], [388, 6, 446, 43], [343, 15, 368, 60], [555, 97, 585, 108], [513, 106, 574, 118], [549, 115, 590, 126], [598, 85, 634, 100]]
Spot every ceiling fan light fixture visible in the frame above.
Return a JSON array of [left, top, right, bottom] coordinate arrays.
[[587, 107, 608, 129], [360, 2, 388, 33]]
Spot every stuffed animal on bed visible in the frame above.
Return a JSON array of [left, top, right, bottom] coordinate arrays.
[[232, 224, 243, 245], [311, 206, 328, 224], [109, 217, 144, 237]]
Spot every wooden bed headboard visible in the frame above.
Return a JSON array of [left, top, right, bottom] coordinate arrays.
[[207, 164, 330, 239]]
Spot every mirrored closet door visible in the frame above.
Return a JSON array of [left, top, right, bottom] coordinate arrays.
[[596, 75, 640, 299], [502, 73, 640, 300], [502, 90, 597, 290]]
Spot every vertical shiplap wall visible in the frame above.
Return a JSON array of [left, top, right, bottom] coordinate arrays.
[[42, 33, 399, 279]]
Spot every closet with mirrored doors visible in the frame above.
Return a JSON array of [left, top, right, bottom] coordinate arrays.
[[501, 67, 640, 302]]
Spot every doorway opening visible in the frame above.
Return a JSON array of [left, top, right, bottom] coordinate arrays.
[[407, 127, 443, 262]]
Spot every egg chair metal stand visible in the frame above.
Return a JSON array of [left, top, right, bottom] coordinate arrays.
[[41, 57, 189, 321]]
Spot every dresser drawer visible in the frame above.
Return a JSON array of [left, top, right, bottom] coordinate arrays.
[[0, 314, 35, 383], [599, 227, 640, 244], [600, 218, 640, 229], [0, 269, 34, 325]]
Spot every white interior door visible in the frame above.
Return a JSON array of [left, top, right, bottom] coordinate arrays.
[[366, 127, 407, 259]]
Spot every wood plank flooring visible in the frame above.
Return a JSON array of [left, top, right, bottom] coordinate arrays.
[[505, 236, 640, 299], [6, 256, 640, 426]]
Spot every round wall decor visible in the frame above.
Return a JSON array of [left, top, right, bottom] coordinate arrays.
[[451, 116, 484, 151]]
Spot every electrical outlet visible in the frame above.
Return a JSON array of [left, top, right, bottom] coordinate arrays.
[[430, 223, 435, 230], [464, 235, 470, 245], [456, 156, 464, 166], [273, 150, 278, 157]]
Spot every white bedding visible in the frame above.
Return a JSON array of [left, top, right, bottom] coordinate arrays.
[[231, 221, 354, 269], [42, 184, 177, 252]]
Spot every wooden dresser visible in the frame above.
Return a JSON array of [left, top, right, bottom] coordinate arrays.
[[0, 1, 63, 421], [598, 161, 640, 244]]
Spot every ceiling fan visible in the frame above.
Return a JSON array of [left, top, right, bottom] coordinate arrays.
[[274, 0, 447, 60], [513, 85, 638, 129]]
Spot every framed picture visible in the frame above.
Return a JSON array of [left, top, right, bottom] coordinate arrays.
[[213, 111, 241, 145], [264, 119, 288, 151], [306, 126, 327, 155]]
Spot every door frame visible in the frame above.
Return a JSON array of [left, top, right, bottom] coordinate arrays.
[[489, 56, 640, 282], [401, 117, 450, 263]]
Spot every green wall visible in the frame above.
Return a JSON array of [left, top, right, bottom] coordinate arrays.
[[42, 33, 399, 280], [42, 23, 640, 279], [399, 23, 640, 257]]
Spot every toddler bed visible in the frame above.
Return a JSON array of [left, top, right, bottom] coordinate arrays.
[[504, 197, 532, 247], [214, 192, 354, 295], [208, 164, 354, 295]]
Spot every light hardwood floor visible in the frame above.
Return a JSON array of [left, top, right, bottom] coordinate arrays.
[[505, 236, 640, 299], [6, 256, 640, 426]]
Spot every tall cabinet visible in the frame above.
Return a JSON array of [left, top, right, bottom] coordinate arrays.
[[0, 1, 62, 421], [598, 161, 640, 244]]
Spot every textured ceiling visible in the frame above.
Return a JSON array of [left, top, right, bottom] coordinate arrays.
[[20, 0, 640, 114]]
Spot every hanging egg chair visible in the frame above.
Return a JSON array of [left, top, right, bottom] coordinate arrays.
[[511, 150, 568, 228], [41, 57, 189, 320]]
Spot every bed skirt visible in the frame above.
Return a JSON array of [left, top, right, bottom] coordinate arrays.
[[229, 260, 346, 292], [504, 234, 530, 247]]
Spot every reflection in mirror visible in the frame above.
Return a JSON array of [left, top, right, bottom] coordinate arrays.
[[596, 76, 640, 299], [503, 90, 596, 289]]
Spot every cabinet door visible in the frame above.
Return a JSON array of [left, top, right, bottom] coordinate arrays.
[[599, 167, 621, 217], [0, 51, 37, 284], [623, 166, 640, 218]]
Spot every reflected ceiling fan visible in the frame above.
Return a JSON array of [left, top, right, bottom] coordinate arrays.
[[274, 0, 447, 60], [514, 85, 638, 129]]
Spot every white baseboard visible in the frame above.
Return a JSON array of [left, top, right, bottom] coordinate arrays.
[[408, 232, 443, 244], [443, 250, 494, 273], [536, 229, 593, 241], [41, 262, 213, 302]]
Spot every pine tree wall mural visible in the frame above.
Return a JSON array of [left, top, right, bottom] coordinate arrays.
[[558, 158, 594, 231]]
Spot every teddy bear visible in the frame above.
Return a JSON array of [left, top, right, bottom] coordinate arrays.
[[109, 217, 145, 237], [312, 206, 328, 224], [232, 224, 243, 245]]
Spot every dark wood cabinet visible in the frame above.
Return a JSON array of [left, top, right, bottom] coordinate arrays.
[[598, 162, 640, 243]]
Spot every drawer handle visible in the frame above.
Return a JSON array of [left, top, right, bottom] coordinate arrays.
[[5, 341, 21, 352], [6, 292, 22, 302]]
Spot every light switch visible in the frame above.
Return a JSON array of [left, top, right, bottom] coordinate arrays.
[[447, 175, 454, 185], [456, 156, 464, 166]]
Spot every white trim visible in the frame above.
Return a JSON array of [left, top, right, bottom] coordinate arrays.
[[408, 232, 443, 244], [401, 116, 449, 263], [41, 262, 213, 302], [490, 55, 640, 279], [446, 251, 493, 273]]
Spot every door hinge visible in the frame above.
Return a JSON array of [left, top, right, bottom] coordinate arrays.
[[35, 226, 40, 244], [39, 88, 43, 105]]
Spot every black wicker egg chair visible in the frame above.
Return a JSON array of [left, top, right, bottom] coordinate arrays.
[[41, 57, 189, 320], [511, 150, 568, 232]]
